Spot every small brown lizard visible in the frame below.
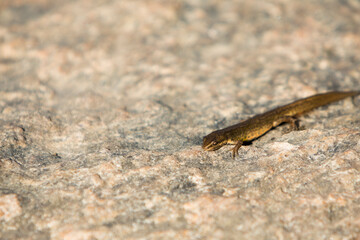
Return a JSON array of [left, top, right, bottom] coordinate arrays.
[[202, 91, 359, 158]]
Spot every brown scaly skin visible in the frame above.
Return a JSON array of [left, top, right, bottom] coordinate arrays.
[[203, 91, 360, 158]]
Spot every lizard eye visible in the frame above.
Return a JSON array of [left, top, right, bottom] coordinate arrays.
[[212, 141, 217, 145]]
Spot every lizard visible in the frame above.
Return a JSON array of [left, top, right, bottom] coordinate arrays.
[[202, 91, 359, 158]]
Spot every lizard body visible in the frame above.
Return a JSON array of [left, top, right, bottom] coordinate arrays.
[[202, 91, 359, 158]]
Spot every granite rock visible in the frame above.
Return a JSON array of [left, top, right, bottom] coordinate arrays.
[[1, 0, 360, 239]]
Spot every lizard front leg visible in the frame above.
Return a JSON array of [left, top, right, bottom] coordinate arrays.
[[232, 140, 243, 159]]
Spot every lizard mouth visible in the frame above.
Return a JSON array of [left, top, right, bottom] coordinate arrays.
[[202, 142, 226, 151]]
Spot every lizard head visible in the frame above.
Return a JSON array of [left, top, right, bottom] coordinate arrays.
[[202, 131, 227, 151]]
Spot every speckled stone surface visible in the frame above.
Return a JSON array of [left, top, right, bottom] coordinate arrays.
[[1, 0, 360, 239]]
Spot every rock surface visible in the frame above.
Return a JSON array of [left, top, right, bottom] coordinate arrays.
[[1, 0, 360, 239]]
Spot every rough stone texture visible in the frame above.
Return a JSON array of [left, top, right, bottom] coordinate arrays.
[[1, 0, 360, 239]]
